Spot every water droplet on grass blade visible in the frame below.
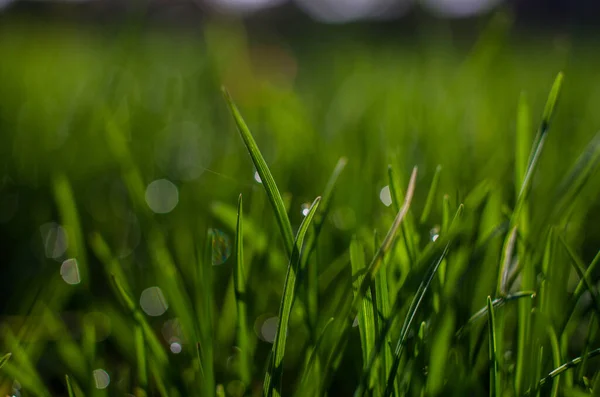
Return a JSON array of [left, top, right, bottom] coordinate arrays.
[[379, 185, 392, 207], [210, 229, 232, 265], [254, 171, 262, 183], [40, 222, 68, 259], [92, 369, 110, 389], [145, 179, 179, 214], [140, 286, 169, 316], [301, 202, 311, 216], [60, 258, 80, 285], [170, 342, 182, 354], [259, 316, 278, 343]]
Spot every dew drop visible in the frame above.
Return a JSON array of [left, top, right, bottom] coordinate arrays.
[[379, 185, 392, 207], [145, 179, 179, 214], [140, 286, 169, 316], [60, 258, 81, 285], [92, 369, 110, 389]]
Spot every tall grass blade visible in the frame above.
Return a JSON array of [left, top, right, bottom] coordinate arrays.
[[324, 167, 418, 394], [299, 317, 335, 392], [65, 375, 75, 397], [222, 88, 294, 257], [350, 235, 377, 391], [135, 325, 148, 390], [234, 194, 251, 384], [487, 296, 499, 397], [420, 164, 442, 224], [263, 196, 321, 397], [382, 205, 463, 397]]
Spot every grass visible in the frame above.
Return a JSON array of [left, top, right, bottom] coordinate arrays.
[[2, 14, 600, 397]]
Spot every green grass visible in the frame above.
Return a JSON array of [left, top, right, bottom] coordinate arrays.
[[2, 15, 600, 397]]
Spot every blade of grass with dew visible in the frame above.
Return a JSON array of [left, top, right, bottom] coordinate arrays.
[[52, 173, 88, 286], [321, 167, 418, 393], [419, 164, 442, 225], [301, 157, 347, 334], [234, 194, 251, 385], [135, 324, 148, 391], [90, 234, 168, 369], [108, 275, 169, 370], [487, 296, 499, 397], [350, 236, 376, 368], [222, 87, 294, 257], [263, 196, 321, 397], [1, 361, 49, 397]]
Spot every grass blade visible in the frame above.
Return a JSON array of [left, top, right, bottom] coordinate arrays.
[[323, 167, 418, 395], [513, 72, 563, 221], [419, 164, 442, 224], [0, 353, 11, 369], [383, 204, 463, 397], [135, 325, 148, 390], [222, 87, 294, 257], [65, 375, 75, 397], [350, 237, 376, 370], [234, 194, 251, 384], [455, 291, 536, 338], [524, 348, 600, 395], [299, 317, 335, 390], [487, 296, 499, 397], [263, 196, 321, 397]]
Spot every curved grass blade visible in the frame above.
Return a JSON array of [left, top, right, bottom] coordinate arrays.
[[523, 348, 600, 395], [0, 353, 11, 369], [487, 296, 499, 397], [382, 204, 463, 397], [419, 164, 442, 224], [264, 196, 321, 397], [558, 236, 600, 326], [388, 166, 417, 264], [234, 194, 251, 384], [513, 72, 563, 221], [497, 225, 518, 296], [455, 291, 536, 338], [322, 168, 418, 393], [222, 87, 294, 257], [65, 375, 75, 397]]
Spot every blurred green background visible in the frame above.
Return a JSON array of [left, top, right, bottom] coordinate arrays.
[[2, 2, 600, 396]]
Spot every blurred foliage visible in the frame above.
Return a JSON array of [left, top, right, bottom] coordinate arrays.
[[1, 13, 600, 397]]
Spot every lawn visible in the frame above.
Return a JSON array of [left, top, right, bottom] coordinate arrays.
[[1, 14, 600, 397]]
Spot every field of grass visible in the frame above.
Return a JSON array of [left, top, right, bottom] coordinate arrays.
[[1, 14, 600, 397]]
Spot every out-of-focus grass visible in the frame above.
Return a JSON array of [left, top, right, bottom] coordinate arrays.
[[1, 14, 600, 397]]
